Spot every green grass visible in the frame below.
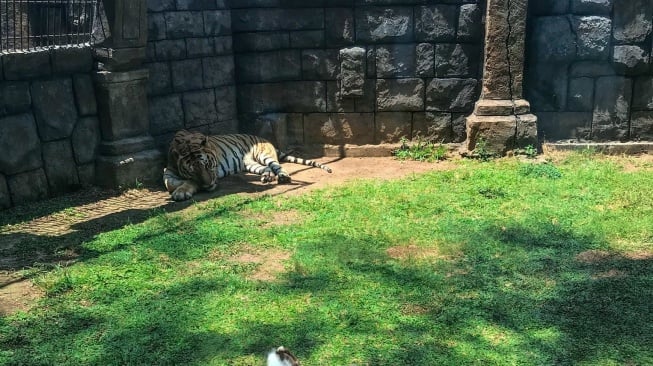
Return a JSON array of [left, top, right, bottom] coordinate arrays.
[[2, 153, 652, 365]]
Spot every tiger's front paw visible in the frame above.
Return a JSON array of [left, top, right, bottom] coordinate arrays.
[[277, 173, 291, 184], [261, 172, 275, 183], [171, 185, 195, 201]]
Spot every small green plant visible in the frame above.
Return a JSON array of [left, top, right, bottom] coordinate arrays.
[[393, 136, 448, 162], [473, 138, 496, 161], [519, 162, 562, 179], [516, 144, 538, 159]]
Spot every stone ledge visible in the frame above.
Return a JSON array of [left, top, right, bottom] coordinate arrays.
[[296, 143, 462, 158], [543, 142, 653, 155]]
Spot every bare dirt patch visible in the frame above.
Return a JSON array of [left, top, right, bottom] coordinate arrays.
[[229, 248, 292, 282], [386, 244, 451, 261], [576, 250, 613, 264], [0, 274, 43, 316], [242, 209, 304, 228]]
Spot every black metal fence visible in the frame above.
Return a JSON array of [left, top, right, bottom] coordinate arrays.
[[0, 0, 102, 54]]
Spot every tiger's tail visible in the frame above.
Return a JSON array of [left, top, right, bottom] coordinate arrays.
[[279, 152, 332, 173]]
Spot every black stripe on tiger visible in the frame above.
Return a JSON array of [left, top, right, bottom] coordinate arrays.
[[278, 153, 333, 173]]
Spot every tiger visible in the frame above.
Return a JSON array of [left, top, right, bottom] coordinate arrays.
[[267, 346, 300, 366], [163, 130, 332, 201]]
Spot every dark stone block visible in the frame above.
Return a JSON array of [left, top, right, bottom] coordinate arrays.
[[234, 32, 289, 52], [568, 77, 595, 112], [569, 61, 615, 77], [326, 8, 355, 46], [238, 81, 326, 114], [633, 76, 653, 110], [434, 44, 480, 78], [177, 0, 217, 10], [458, 4, 482, 41], [235, 51, 301, 83], [2, 52, 51, 80], [530, 0, 569, 15], [146, 62, 172, 96], [366, 47, 376, 77], [376, 112, 411, 143], [573, 16, 611, 60], [73, 74, 98, 116], [416, 43, 434, 77], [451, 113, 466, 142], [283, 8, 324, 30], [165, 12, 205, 39], [302, 49, 339, 80], [339, 47, 366, 97], [77, 163, 95, 187], [592, 76, 632, 140], [0, 174, 10, 208], [0, 81, 31, 117], [147, 0, 175, 12], [204, 10, 232, 36], [356, 7, 413, 43], [155, 39, 187, 60], [183, 90, 218, 127], [43, 140, 80, 194], [215, 36, 233, 54], [571, 0, 612, 14], [52, 47, 93, 74], [412, 112, 452, 142], [148, 12, 167, 41], [613, 45, 650, 75], [304, 113, 374, 144], [31, 78, 78, 141], [530, 16, 577, 63], [72, 117, 100, 164], [613, 0, 653, 43], [171, 59, 204, 91], [631, 111, 653, 140], [0, 113, 42, 175], [537, 112, 592, 140], [376, 44, 416, 77], [327, 81, 356, 113], [149, 95, 184, 133], [203, 56, 235, 87], [290, 31, 325, 49], [232, 9, 282, 32], [415, 5, 456, 42], [187, 38, 215, 57], [526, 63, 568, 111], [425, 78, 478, 112], [355, 79, 376, 112], [376, 78, 424, 111], [215, 86, 238, 121], [8, 169, 49, 205]]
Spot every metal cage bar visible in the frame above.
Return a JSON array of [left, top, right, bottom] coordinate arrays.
[[0, 0, 100, 54]]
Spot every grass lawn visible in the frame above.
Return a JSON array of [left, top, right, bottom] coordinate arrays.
[[1, 151, 652, 365]]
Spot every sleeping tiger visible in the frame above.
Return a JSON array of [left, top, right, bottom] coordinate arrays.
[[163, 130, 332, 201]]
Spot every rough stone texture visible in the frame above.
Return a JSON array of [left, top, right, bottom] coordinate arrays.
[[51, 47, 93, 74], [571, 0, 613, 14], [302, 49, 339, 80], [415, 5, 456, 42], [2, 52, 51, 80], [339, 47, 366, 97], [592, 76, 632, 140], [215, 86, 238, 122], [171, 59, 204, 91], [631, 111, 653, 140], [376, 79, 425, 112], [31, 78, 78, 141], [426, 78, 478, 112], [203, 56, 236, 87], [326, 8, 354, 46], [612, 0, 653, 43], [77, 164, 95, 187], [149, 95, 185, 133], [633, 76, 653, 110], [530, 0, 569, 15], [434, 44, 480, 78], [530, 16, 577, 64], [612, 45, 650, 75], [416, 43, 434, 78], [569, 61, 616, 77], [204, 10, 232, 36], [238, 81, 326, 114], [458, 4, 483, 41], [165, 12, 205, 38], [0, 114, 42, 175], [538, 112, 593, 140], [327, 81, 356, 112], [146, 62, 173, 95], [465, 114, 538, 154], [72, 117, 101, 165], [376, 112, 412, 143], [376, 44, 416, 78], [187, 38, 215, 57], [155, 40, 187, 60], [0, 174, 10, 209], [356, 7, 413, 43], [573, 16, 611, 60], [568, 77, 595, 111], [43, 140, 80, 194], [73, 74, 98, 116], [0, 82, 31, 116], [527, 63, 569, 111], [183, 90, 218, 127], [236, 51, 301, 83], [290, 30, 325, 49], [7, 169, 49, 205], [234, 32, 289, 52], [412, 112, 452, 142], [304, 113, 374, 145]]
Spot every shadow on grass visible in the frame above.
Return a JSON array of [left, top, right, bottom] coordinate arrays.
[[1, 218, 651, 364]]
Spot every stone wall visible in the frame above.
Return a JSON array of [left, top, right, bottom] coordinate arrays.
[[0, 48, 99, 209], [145, 0, 238, 151], [231, 0, 485, 150], [526, 0, 653, 141]]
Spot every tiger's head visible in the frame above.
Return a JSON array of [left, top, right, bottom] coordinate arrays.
[[169, 130, 218, 191]]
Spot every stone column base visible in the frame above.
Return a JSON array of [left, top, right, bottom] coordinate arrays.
[[462, 99, 538, 156], [96, 149, 163, 189]]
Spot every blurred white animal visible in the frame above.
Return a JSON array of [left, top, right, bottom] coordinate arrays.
[[267, 346, 300, 366]]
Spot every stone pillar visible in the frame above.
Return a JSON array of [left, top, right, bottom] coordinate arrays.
[[93, 0, 163, 188], [462, 0, 537, 156]]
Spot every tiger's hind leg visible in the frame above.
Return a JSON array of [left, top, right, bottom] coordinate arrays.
[[243, 156, 276, 183], [256, 153, 292, 184]]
